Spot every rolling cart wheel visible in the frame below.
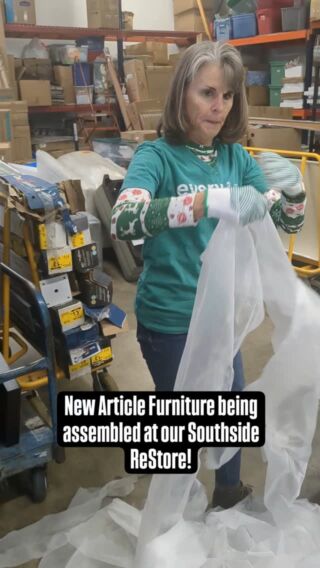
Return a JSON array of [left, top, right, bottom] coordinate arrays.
[[92, 369, 118, 392], [29, 467, 47, 503]]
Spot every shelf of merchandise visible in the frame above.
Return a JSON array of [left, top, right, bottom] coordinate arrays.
[[28, 103, 116, 114], [228, 29, 309, 47], [4, 23, 198, 46]]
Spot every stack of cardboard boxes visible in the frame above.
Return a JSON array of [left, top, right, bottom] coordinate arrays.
[[0, 5, 33, 162], [123, 42, 183, 141], [0, 101, 32, 161]]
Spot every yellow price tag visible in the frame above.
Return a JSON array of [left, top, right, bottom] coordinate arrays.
[[91, 347, 112, 365], [48, 252, 72, 272], [60, 307, 84, 326], [38, 224, 47, 250], [71, 232, 85, 248]]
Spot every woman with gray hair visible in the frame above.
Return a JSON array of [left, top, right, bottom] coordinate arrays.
[[110, 41, 305, 509]]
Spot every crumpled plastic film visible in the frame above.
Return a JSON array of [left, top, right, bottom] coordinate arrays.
[[0, 476, 138, 568], [135, 215, 320, 566]]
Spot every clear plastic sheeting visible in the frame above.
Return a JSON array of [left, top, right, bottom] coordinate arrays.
[[1, 216, 320, 568], [0, 477, 139, 568], [135, 215, 320, 566]]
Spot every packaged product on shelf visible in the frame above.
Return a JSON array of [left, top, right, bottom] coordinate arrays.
[[78, 268, 113, 308], [37, 221, 67, 250], [42, 245, 73, 276], [72, 242, 99, 272], [48, 45, 88, 65], [90, 337, 113, 369], [62, 320, 100, 350], [4, 0, 36, 24], [50, 300, 85, 333]]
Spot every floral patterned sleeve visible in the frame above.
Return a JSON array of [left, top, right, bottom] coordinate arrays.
[[110, 188, 197, 241]]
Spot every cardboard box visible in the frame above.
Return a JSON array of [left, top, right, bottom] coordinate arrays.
[[125, 42, 168, 65], [87, 11, 119, 27], [140, 112, 162, 130], [12, 124, 32, 162], [133, 99, 163, 113], [121, 130, 158, 144], [124, 59, 149, 102], [0, 108, 11, 142], [0, 142, 12, 161], [21, 58, 52, 81], [87, 0, 119, 27], [19, 80, 51, 106], [174, 10, 211, 32], [0, 101, 29, 126], [247, 126, 301, 151], [4, 0, 36, 24], [173, 0, 213, 14], [146, 66, 173, 102], [246, 86, 269, 106], [6, 55, 18, 99], [53, 65, 75, 104], [248, 105, 292, 119], [169, 52, 183, 69], [0, 87, 14, 101], [0, 2, 8, 72], [87, 0, 118, 13], [124, 54, 153, 68]]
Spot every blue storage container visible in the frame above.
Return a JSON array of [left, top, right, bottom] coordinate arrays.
[[76, 37, 105, 52], [214, 18, 233, 40], [231, 13, 257, 38], [72, 63, 93, 87]]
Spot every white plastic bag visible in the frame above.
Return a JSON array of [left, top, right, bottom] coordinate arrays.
[[22, 38, 49, 59]]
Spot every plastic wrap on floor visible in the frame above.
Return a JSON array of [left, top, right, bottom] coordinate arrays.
[[1, 216, 320, 567]]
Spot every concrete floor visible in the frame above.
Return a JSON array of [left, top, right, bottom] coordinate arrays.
[[1, 256, 320, 567]]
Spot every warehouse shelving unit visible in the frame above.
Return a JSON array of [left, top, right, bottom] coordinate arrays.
[[225, 23, 319, 150], [3, 6, 319, 135]]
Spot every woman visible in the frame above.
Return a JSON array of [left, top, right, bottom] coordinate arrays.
[[111, 41, 306, 509]]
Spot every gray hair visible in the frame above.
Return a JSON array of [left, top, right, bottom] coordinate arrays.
[[159, 40, 248, 145]]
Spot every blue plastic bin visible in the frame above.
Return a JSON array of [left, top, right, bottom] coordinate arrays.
[[72, 63, 92, 87], [214, 18, 233, 40], [231, 13, 257, 38], [76, 37, 105, 52]]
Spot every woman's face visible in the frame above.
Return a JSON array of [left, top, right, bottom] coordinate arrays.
[[185, 63, 234, 146]]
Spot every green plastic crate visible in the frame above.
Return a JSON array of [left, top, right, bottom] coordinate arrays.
[[269, 85, 282, 107], [270, 61, 286, 87]]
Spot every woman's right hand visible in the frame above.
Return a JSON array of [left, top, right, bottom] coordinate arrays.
[[203, 185, 268, 226]]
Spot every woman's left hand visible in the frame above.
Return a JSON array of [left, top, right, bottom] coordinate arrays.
[[256, 152, 305, 197]]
